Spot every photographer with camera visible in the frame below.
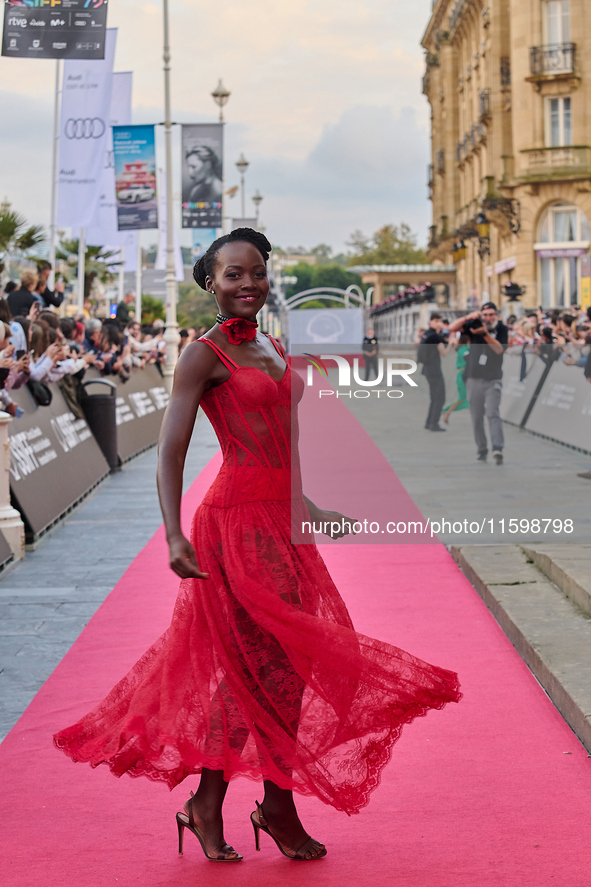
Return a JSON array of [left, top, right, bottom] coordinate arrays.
[[418, 312, 453, 432], [448, 302, 508, 464]]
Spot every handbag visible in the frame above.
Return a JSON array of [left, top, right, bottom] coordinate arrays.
[[27, 379, 53, 407]]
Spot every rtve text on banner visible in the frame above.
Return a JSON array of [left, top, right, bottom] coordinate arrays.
[[181, 123, 223, 229], [56, 26, 116, 228], [2, 0, 108, 60], [113, 124, 158, 231]]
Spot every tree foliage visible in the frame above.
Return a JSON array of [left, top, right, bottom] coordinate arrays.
[[0, 206, 45, 274], [140, 294, 165, 325], [283, 263, 363, 303], [56, 238, 121, 299], [177, 283, 217, 330], [346, 224, 428, 266]]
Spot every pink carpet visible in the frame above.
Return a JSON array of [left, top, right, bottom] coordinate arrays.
[[1, 394, 590, 886]]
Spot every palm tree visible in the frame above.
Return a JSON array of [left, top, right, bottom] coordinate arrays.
[[0, 202, 45, 278], [56, 238, 121, 300]]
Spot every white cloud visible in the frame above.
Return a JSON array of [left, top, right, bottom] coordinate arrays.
[[0, 0, 433, 251]]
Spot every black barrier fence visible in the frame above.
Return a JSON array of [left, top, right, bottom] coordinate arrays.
[[88, 363, 170, 463], [8, 383, 110, 540], [8, 365, 170, 541], [500, 349, 591, 455]]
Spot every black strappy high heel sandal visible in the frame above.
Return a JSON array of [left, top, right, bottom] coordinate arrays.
[[250, 800, 327, 861], [176, 792, 243, 862]]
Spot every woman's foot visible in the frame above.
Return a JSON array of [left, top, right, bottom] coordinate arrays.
[[182, 793, 240, 861], [253, 799, 326, 859]]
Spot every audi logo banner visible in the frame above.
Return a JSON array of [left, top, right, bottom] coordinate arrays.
[[57, 28, 116, 228], [64, 118, 107, 140]]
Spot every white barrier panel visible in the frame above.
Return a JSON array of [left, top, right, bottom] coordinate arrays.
[[499, 349, 547, 426], [525, 360, 591, 453]]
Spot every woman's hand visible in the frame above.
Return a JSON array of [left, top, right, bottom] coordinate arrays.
[[168, 534, 210, 579]]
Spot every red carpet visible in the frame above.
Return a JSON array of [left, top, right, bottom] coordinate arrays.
[[1, 392, 590, 886]]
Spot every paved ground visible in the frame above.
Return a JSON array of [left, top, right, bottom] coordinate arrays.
[[0, 416, 219, 741]]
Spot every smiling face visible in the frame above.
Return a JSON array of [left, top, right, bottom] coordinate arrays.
[[206, 241, 270, 319]]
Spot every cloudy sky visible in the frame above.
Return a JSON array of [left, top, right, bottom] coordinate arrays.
[[0, 0, 433, 252]]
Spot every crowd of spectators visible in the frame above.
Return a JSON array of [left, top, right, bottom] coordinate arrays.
[[0, 269, 204, 420], [504, 306, 591, 378], [415, 304, 591, 381]]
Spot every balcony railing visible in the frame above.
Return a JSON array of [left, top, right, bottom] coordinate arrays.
[[479, 88, 491, 119], [428, 164, 434, 188], [500, 56, 511, 86], [436, 148, 445, 175], [529, 43, 575, 76], [518, 146, 591, 181]]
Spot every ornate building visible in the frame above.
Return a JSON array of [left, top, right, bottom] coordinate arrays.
[[422, 0, 591, 310]]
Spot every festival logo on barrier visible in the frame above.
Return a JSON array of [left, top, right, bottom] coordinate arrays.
[[56, 27, 116, 228], [2, 0, 108, 60], [113, 124, 158, 231], [181, 124, 223, 229]]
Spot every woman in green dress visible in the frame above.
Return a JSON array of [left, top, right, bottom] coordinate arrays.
[[442, 333, 470, 424]]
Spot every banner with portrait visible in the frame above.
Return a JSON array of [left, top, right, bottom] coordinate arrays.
[[2, 0, 108, 60], [56, 27, 116, 228], [181, 124, 223, 229], [113, 124, 158, 231]]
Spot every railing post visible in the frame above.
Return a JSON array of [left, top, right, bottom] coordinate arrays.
[[0, 412, 25, 561]]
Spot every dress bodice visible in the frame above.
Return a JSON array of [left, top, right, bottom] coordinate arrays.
[[196, 337, 305, 507]]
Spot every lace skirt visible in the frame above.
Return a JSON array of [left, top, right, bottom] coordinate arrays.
[[54, 497, 461, 814]]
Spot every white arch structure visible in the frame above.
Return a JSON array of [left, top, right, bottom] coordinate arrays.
[[282, 284, 373, 310]]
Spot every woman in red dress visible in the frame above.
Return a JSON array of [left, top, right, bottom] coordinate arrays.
[[54, 229, 461, 863]]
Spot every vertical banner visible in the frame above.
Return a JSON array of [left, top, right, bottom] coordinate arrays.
[[581, 254, 591, 311], [113, 124, 158, 231], [56, 27, 116, 228], [86, 71, 133, 244], [2, 0, 108, 60], [191, 229, 217, 260], [181, 124, 223, 229]]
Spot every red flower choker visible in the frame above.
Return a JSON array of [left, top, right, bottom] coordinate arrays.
[[216, 313, 258, 345]]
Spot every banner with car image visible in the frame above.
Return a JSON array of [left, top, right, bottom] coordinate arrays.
[[113, 124, 158, 230]]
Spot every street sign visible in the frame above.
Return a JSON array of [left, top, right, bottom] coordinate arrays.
[[2, 0, 108, 60]]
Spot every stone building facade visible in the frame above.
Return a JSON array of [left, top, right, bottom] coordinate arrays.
[[422, 0, 591, 310]]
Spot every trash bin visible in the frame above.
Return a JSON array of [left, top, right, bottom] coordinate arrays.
[[81, 378, 119, 472]]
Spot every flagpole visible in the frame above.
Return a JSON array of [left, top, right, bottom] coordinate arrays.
[[118, 243, 125, 307], [77, 227, 86, 314], [162, 0, 180, 393], [49, 59, 62, 291], [135, 234, 142, 324]]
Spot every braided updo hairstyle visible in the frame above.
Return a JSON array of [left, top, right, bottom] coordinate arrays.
[[193, 227, 272, 290]]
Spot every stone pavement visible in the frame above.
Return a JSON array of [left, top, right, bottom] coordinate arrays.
[[0, 416, 219, 741]]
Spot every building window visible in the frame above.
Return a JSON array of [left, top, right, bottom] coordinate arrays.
[[536, 203, 590, 307], [543, 0, 570, 46], [545, 96, 571, 146]]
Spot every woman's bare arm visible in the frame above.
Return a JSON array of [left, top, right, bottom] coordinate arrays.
[[156, 342, 225, 579]]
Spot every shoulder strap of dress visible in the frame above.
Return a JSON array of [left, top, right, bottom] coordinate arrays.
[[265, 334, 286, 360], [196, 337, 239, 371]]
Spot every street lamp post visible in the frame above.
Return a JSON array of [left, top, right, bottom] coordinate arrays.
[[235, 153, 249, 219], [162, 0, 180, 393], [252, 189, 263, 228], [211, 80, 231, 234]]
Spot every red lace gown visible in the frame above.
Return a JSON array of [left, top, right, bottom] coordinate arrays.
[[54, 336, 461, 815]]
